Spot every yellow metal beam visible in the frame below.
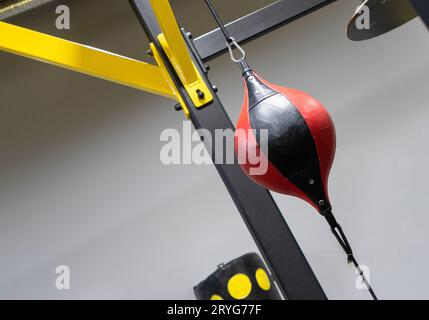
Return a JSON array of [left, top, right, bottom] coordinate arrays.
[[150, 43, 191, 119], [0, 21, 176, 99], [150, 0, 213, 108]]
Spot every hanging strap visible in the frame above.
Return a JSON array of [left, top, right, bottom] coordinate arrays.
[[204, 0, 233, 43], [203, 0, 247, 65], [324, 211, 354, 262], [324, 210, 378, 300]]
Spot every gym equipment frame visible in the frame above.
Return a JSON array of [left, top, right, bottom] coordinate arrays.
[[6, 0, 427, 299], [1, 0, 334, 300]]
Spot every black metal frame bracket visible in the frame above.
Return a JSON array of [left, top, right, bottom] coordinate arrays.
[[194, 0, 336, 62]]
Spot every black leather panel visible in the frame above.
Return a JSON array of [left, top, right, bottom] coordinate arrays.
[[246, 75, 330, 209], [245, 74, 277, 110], [249, 91, 317, 179], [288, 161, 331, 212]]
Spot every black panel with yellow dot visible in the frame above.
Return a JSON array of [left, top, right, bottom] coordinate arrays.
[[194, 253, 282, 300]]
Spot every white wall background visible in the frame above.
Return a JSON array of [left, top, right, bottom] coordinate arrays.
[[0, 0, 428, 300]]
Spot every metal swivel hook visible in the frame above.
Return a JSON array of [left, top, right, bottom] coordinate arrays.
[[226, 37, 246, 63]]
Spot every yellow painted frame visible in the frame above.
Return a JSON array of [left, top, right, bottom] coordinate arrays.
[[150, 0, 213, 108], [0, 21, 175, 98], [0, 0, 213, 118]]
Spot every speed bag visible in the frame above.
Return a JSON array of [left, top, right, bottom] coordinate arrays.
[[234, 70, 336, 214]]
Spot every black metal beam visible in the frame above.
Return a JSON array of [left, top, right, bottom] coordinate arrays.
[[129, 0, 327, 300], [194, 0, 337, 62], [410, 0, 429, 28]]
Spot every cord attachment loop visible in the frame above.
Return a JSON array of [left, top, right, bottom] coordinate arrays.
[[226, 37, 246, 63]]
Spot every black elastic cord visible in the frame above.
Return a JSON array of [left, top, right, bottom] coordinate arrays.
[[350, 256, 378, 300], [203, 0, 233, 42], [324, 210, 378, 300]]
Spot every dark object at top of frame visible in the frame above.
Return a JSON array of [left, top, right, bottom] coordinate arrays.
[[347, 0, 418, 41]]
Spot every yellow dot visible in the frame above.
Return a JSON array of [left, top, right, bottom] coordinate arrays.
[[256, 268, 271, 291], [228, 273, 252, 300], [210, 294, 224, 300]]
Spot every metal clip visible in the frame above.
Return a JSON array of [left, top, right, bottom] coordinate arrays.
[[227, 37, 246, 63]]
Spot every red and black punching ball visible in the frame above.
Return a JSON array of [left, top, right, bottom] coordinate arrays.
[[233, 59, 376, 299], [235, 60, 336, 216], [203, 0, 378, 300]]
